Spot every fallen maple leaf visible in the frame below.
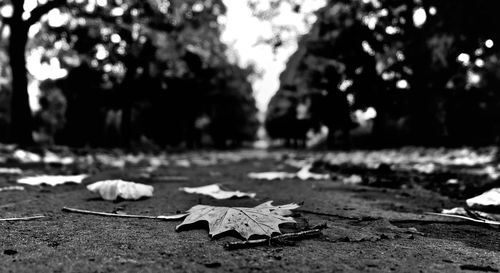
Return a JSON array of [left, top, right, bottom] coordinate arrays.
[[87, 180, 153, 201], [176, 201, 299, 239], [179, 184, 256, 199]]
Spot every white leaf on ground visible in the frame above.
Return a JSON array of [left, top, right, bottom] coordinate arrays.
[[176, 201, 299, 239], [341, 174, 363, 185], [0, 167, 22, 174], [43, 151, 75, 165], [13, 149, 42, 163], [17, 174, 88, 186], [466, 188, 500, 207], [0, 186, 25, 192], [179, 184, 256, 199], [175, 159, 191, 167], [296, 164, 330, 180], [87, 180, 153, 201], [248, 172, 296, 180], [248, 165, 329, 181]]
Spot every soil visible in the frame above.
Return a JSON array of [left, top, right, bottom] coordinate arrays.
[[0, 149, 499, 272]]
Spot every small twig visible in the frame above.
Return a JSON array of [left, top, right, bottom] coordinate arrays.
[[0, 215, 45, 221], [224, 228, 325, 250], [62, 207, 187, 220], [426, 212, 500, 226], [389, 219, 479, 225]]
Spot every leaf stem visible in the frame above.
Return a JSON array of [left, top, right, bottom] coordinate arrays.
[[0, 215, 45, 221], [224, 227, 325, 250]]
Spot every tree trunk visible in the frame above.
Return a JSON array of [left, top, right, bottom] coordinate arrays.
[[9, 4, 34, 145]]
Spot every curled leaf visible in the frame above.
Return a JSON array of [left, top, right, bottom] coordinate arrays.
[[87, 180, 153, 201], [466, 188, 500, 207]]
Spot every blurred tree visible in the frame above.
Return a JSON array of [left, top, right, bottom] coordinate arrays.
[[266, 0, 500, 148], [208, 64, 259, 148], [0, 0, 66, 145], [0, 19, 11, 142], [15, 0, 257, 148]]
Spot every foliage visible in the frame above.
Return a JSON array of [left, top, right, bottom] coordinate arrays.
[[266, 0, 500, 147], [0, 0, 258, 148]]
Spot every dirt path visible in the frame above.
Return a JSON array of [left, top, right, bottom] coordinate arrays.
[[0, 153, 499, 272]]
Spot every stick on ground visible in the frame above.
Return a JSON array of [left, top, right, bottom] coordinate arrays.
[[62, 207, 187, 220], [426, 212, 500, 226], [0, 215, 45, 221], [224, 226, 326, 250]]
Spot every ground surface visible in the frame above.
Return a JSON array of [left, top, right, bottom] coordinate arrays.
[[0, 147, 499, 272]]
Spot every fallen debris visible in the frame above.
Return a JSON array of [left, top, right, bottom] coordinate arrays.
[[248, 165, 330, 181], [466, 188, 500, 208], [17, 174, 88, 186], [248, 172, 296, 180], [224, 225, 326, 250], [87, 180, 154, 201], [341, 174, 363, 185], [0, 168, 22, 174], [0, 186, 25, 192], [0, 215, 45, 221], [296, 164, 330, 180], [62, 207, 187, 220], [179, 184, 256, 199], [427, 208, 500, 226]]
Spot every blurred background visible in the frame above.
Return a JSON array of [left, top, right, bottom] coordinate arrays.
[[1, 0, 500, 151]]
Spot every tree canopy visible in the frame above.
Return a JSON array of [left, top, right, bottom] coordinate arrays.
[[267, 0, 500, 148], [0, 0, 259, 148]]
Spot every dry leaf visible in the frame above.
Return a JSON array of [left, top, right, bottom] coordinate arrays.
[[87, 180, 153, 201], [17, 174, 88, 186], [13, 149, 42, 163], [0, 168, 22, 174], [466, 188, 500, 207], [179, 184, 256, 199], [0, 186, 25, 192], [248, 165, 329, 181], [296, 164, 330, 180], [248, 172, 296, 180], [176, 201, 299, 239], [341, 174, 363, 185]]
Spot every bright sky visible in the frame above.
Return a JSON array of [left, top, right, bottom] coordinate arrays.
[[220, 0, 326, 112]]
